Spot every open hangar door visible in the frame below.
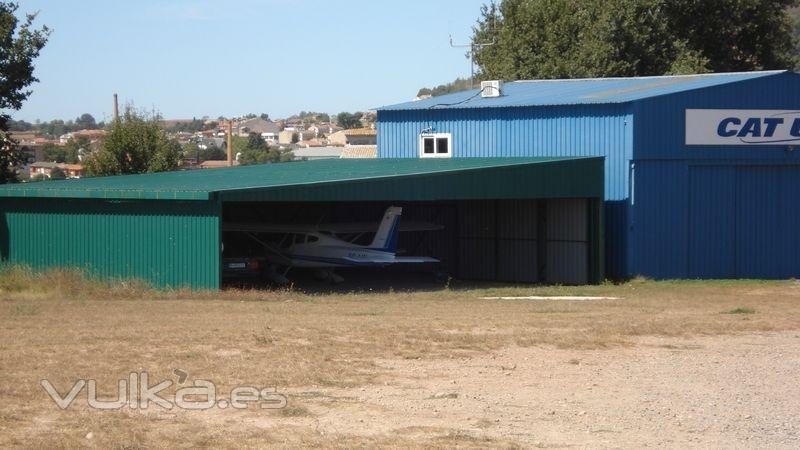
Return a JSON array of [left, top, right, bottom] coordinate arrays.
[[221, 198, 599, 286]]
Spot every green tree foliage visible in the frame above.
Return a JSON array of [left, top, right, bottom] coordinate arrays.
[[417, 78, 474, 97], [0, 2, 49, 183], [74, 113, 96, 130], [182, 141, 226, 163], [298, 111, 331, 125], [200, 144, 225, 161], [336, 112, 363, 129], [63, 136, 88, 164], [472, 0, 798, 80], [83, 108, 181, 176], [38, 119, 78, 138], [48, 166, 65, 180], [41, 138, 84, 164], [7, 118, 31, 131], [42, 142, 64, 162], [166, 117, 214, 133], [238, 132, 293, 165]]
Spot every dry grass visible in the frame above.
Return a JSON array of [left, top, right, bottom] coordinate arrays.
[[0, 266, 799, 448]]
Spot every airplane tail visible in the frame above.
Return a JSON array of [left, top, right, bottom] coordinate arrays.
[[370, 206, 402, 253]]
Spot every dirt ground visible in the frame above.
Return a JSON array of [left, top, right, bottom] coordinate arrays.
[[0, 270, 799, 448]]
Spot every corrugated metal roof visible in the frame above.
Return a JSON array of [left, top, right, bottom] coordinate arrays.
[[0, 157, 591, 201], [378, 71, 791, 111], [292, 146, 344, 159]]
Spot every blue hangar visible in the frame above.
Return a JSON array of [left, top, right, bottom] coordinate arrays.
[[376, 70, 800, 280]]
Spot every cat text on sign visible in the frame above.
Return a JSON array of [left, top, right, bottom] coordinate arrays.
[[685, 109, 800, 146]]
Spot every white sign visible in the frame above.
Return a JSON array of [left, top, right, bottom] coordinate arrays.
[[685, 109, 800, 146]]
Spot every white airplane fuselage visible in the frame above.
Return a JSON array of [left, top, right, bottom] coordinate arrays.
[[278, 232, 398, 268]]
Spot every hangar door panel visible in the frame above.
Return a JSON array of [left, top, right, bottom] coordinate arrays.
[[457, 200, 540, 283], [497, 200, 538, 283], [736, 167, 783, 278], [688, 165, 800, 279], [546, 199, 588, 285], [688, 167, 736, 278]]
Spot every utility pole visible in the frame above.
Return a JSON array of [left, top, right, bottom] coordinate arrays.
[[227, 120, 233, 166]]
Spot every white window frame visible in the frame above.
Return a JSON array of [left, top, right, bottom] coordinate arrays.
[[419, 133, 452, 158]]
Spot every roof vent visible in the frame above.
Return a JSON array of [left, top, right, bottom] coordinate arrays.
[[480, 80, 502, 98]]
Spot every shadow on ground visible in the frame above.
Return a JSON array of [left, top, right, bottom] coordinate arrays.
[[221, 267, 515, 294]]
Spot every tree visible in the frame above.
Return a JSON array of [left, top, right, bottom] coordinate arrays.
[[7, 118, 30, 131], [417, 78, 473, 97], [63, 136, 88, 164], [42, 142, 65, 162], [199, 143, 225, 161], [75, 113, 96, 130], [48, 166, 65, 180], [238, 132, 293, 165], [83, 108, 181, 176], [0, 2, 50, 183], [183, 141, 225, 162], [472, 0, 798, 81], [336, 112, 363, 129]]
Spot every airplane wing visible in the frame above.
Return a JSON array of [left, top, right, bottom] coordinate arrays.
[[223, 221, 443, 234], [223, 223, 307, 233], [392, 256, 440, 264]]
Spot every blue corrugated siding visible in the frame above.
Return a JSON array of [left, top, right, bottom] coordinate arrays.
[[631, 162, 800, 279], [379, 105, 632, 200], [629, 72, 800, 279], [633, 72, 800, 161], [378, 104, 632, 278]]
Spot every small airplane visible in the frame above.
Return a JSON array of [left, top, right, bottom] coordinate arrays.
[[223, 206, 440, 283]]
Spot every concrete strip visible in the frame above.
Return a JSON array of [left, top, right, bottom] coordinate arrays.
[[480, 296, 621, 301]]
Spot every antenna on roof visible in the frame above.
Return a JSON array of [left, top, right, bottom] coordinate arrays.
[[449, 3, 497, 89], [450, 35, 495, 89]]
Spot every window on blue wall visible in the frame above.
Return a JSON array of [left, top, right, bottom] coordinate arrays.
[[419, 133, 451, 158]]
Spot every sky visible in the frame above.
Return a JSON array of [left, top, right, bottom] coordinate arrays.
[[13, 0, 488, 123]]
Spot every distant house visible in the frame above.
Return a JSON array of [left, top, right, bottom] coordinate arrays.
[[279, 129, 315, 145], [199, 160, 239, 169], [278, 130, 296, 145], [329, 127, 377, 146], [295, 138, 327, 148], [197, 137, 225, 149], [308, 124, 343, 137], [29, 162, 85, 179], [339, 145, 377, 159], [10, 132, 57, 162], [292, 146, 344, 160], [59, 129, 107, 144], [237, 118, 281, 143]]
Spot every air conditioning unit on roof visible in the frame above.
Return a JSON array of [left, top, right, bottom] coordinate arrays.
[[481, 80, 502, 98]]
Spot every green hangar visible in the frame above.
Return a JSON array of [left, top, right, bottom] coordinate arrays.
[[0, 158, 604, 289]]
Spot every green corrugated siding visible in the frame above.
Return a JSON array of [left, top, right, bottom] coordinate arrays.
[[0, 158, 601, 201], [0, 198, 220, 289], [219, 158, 604, 202]]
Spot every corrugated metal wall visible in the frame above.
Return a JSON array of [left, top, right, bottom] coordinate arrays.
[[631, 163, 800, 279], [456, 199, 589, 284], [0, 198, 220, 289], [378, 105, 630, 278], [378, 106, 631, 200], [628, 72, 800, 279]]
